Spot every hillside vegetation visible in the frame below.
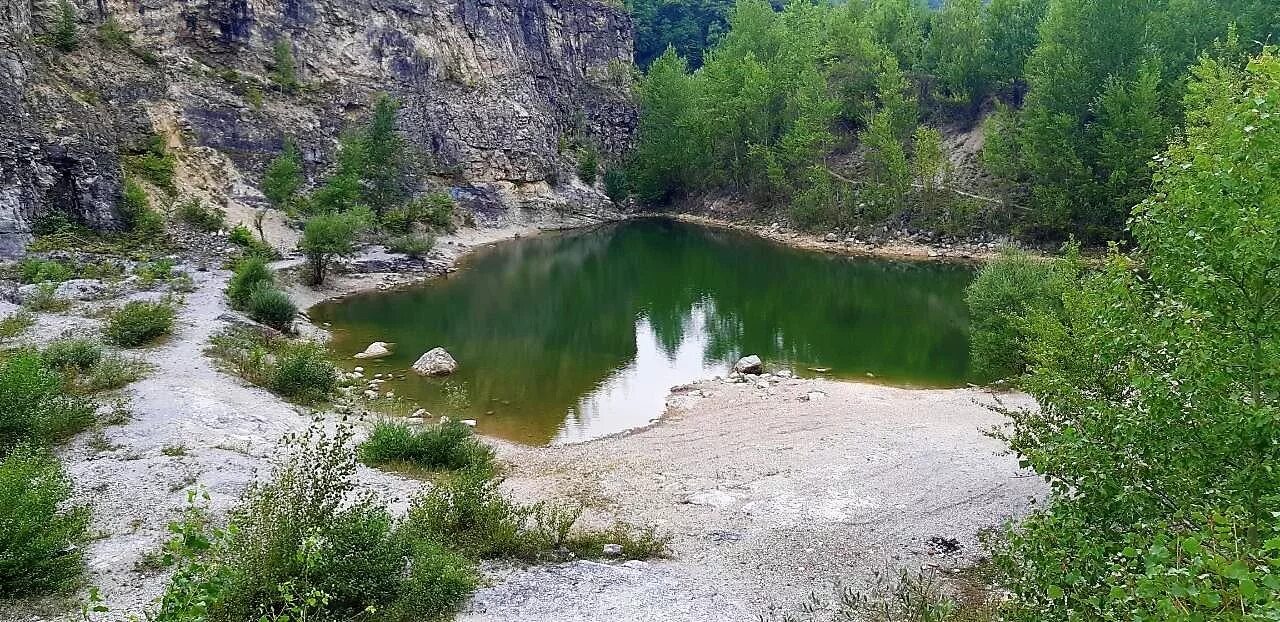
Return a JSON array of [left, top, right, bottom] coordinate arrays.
[[625, 0, 1278, 243]]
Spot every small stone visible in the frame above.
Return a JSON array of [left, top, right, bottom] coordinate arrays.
[[801, 391, 827, 402], [460, 419, 477, 427], [353, 367, 364, 373], [824, 233, 838, 242], [410, 408, 427, 418], [602, 544, 623, 557]]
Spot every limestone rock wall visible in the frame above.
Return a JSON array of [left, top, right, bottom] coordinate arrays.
[[0, 0, 636, 256]]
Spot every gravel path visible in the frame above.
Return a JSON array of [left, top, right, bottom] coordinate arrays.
[[464, 379, 1045, 621]]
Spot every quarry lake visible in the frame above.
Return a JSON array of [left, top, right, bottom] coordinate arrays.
[[310, 218, 977, 445]]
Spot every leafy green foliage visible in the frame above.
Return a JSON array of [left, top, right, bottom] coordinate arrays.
[[152, 425, 478, 622], [385, 233, 435, 258], [358, 420, 495, 473], [120, 179, 165, 239], [269, 40, 299, 92], [964, 249, 1077, 380], [262, 139, 303, 209], [245, 286, 296, 331], [267, 341, 337, 402], [631, 0, 734, 68], [51, 0, 77, 52], [104, 299, 176, 347], [0, 311, 34, 341], [0, 444, 91, 598], [384, 192, 455, 233], [40, 338, 103, 372], [226, 256, 274, 309], [95, 16, 130, 48], [577, 146, 599, 185], [227, 225, 276, 260], [404, 470, 669, 562], [175, 199, 226, 232], [206, 328, 335, 403], [300, 211, 365, 285], [0, 352, 95, 450], [124, 134, 177, 192], [17, 258, 75, 284], [987, 50, 1280, 621]]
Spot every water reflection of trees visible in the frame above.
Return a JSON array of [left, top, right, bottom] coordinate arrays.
[[312, 219, 974, 444]]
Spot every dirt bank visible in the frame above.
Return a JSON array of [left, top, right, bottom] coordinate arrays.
[[463, 378, 1044, 621], [674, 214, 1007, 263]]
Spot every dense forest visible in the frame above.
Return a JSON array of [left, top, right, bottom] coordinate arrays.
[[622, 0, 1279, 244]]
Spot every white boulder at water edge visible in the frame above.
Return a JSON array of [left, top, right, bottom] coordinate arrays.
[[354, 342, 392, 359], [413, 347, 458, 376], [734, 355, 763, 375]]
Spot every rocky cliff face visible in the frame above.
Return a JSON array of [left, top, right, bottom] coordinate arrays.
[[0, 0, 636, 255]]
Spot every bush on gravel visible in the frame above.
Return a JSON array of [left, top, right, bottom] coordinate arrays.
[[0, 444, 91, 598], [268, 340, 337, 403], [0, 352, 95, 449], [403, 470, 669, 562], [104, 299, 176, 347], [357, 420, 494, 473], [226, 256, 274, 309], [152, 424, 478, 622], [245, 286, 297, 331], [40, 338, 103, 371]]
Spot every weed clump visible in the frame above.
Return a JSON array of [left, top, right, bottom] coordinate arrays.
[[104, 299, 176, 347], [153, 425, 477, 622], [0, 352, 95, 450], [358, 420, 494, 473], [246, 286, 297, 331], [0, 444, 91, 597]]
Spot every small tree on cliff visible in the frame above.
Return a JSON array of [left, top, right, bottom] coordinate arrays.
[[270, 40, 299, 93], [52, 0, 77, 52], [262, 139, 304, 209]]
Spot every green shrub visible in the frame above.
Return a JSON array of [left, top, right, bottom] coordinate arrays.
[[0, 444, 91, 597], [300, 212, 364, 285], [246, 286, 296, 331], [262, 140, 304, 209], [603, 168, 629, 203], [124, 135, 177, 192], [267, 341, 337, 402], [964, 249, 1077, 380], [95, 16, 130, 48], [403, 471, 668, 562], [226, 256, 274, 309], [358, 421, 494, 472], [384, 193, 456, 234], [18, 258, 74, 284], [269, 40, 299, 92], [22, 283, 69, 312], [577, 147, 599, 185], [153, 425, 478, 622], [85, 354, 148, 392], [227, 225, 277, 259], [0, 352, 96, 449], [402, 470, 532, 560], [385, 233, 434, 258], [104, 299, 176, 347], [134, 258, 176, 285], [41, 338, 103, 371], [0, 311, 34, 340], [120, 180, 166, 238], [51, 0, 77, 52], [175, 199, 226, 232]]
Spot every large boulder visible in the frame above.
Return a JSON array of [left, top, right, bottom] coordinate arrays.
[[733, 354, 763, 375], [17, 278, 109, 303], [412, 347, 458, 376], [354, 341, 392, 359]]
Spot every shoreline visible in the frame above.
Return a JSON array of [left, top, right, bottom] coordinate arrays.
[[295, 210, 1002, 314]]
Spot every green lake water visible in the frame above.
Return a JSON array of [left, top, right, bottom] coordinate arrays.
[[309, 218, 977, 445]]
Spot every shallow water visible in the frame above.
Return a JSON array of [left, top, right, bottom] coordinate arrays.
[[310, 218, 977, 445]]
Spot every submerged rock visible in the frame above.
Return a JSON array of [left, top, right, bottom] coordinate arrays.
[[733, 354, 763, 375], [413, 347, 458, 376], [354, 341, 392, 359]]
